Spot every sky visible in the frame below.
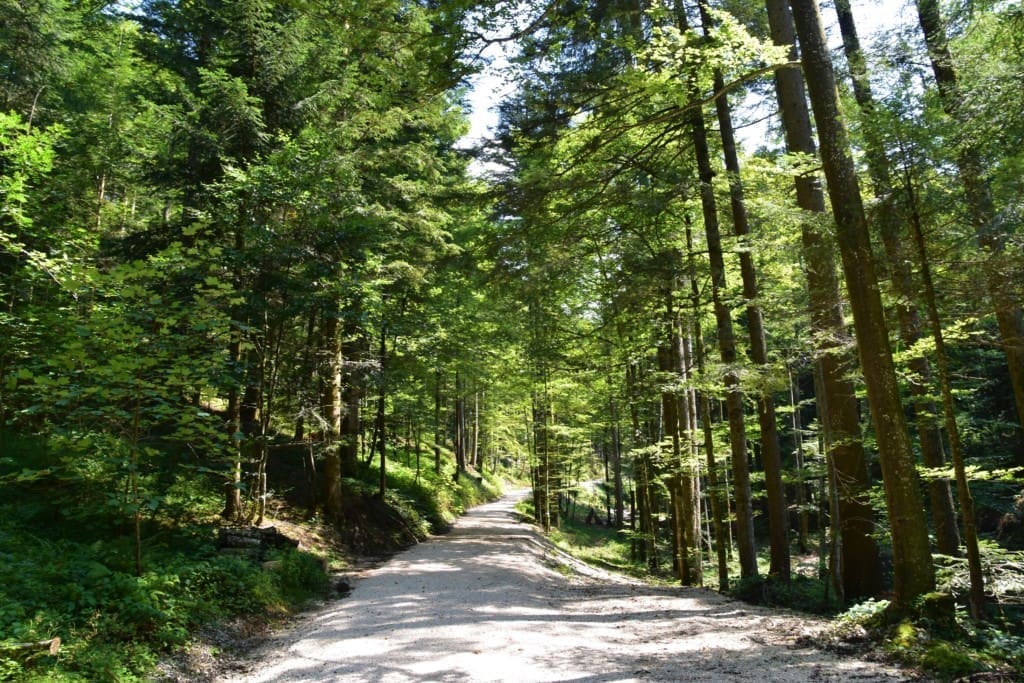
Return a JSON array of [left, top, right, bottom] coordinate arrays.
[[459, 0, 917, 154]]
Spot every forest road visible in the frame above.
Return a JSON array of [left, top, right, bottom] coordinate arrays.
[[221, 490, 911, 682]]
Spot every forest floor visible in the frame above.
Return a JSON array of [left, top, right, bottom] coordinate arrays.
[[191, 490, 916, 682]]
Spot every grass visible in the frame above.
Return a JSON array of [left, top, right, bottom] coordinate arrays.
[[548, 520, 639, 574]]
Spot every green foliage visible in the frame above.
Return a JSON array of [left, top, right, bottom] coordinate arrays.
[[264, 549, 331, 605], [921, 641, 983, 679], [962, 623, 1024, 674], [730, 574, 840, 615], [0, 435, 330, 681], [831, 596, 1024, 679], [646, 8, 790, 92], [0, 522, 330, 680], [356, 447, 504, 537], [547, 517, 642, 578], [878, 617, 986, 680], [836, 597, 891, 628]]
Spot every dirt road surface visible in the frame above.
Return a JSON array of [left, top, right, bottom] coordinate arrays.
[[222, 491, 910, 682]]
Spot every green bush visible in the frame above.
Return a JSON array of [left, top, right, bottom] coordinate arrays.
[[269, 549, 330, 603], [921, 642, 982, 679], [0, 475, 331, 682]]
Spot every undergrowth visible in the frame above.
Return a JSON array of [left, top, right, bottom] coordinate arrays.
[[829, 594, 1024, 680], [0, 432, 503, 681]]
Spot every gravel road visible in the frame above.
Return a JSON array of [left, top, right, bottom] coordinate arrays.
[[221, 491, 911, 682]]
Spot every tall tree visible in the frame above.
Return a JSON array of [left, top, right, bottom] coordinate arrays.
[[764, 0, 882, 600], [831, 0, 960, 556], [913, 0, 1024, 436], [788, 0, 936, 608], [698, 0, 789, 580], [671, 0, 758, 580]]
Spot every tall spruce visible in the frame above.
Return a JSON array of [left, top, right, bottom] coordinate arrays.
[[788, 0, 936, 608]]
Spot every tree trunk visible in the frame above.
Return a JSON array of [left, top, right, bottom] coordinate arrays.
[[610, 394, 625, 529], [672, 1, 757, 579], [293, 309, 319, 443], [765, 0, 882, 599], [904, 185, 986, 617], [533, 391, 554, 530], [914, 0, 1024, 436], [472, 390, 480, 470], [376, 324, 387, 499], [677, 333, 703, 587], [832, 0, 961, 556], [320, 309, 343, 521], [789, 368, 809, 553], [700, 1, 790, 577], [434, 367, 443, 475], [691, 104, 758, 580], [339, 319, 365, 479], [668, 304, 702, 586], [454, 371, 467, 480], [687, 219, 730, 590], [788, 0, 936, 608], [659, 337, 692, 584], [411, 419, 419, 483], [626, 362, 652, 565], [222, 328, 244, 521]]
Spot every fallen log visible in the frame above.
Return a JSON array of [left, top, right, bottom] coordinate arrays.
[[218, 526, 300, 560], [0, 637, 61, 656]]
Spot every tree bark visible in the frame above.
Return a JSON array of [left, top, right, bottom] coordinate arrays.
[[687, 219, 730, 590], [376, 324, 387, 499], [832, 0, 960, 556], [673, 1, 757, 579], [788, 0, 936, 607], [610, 393, 625, 529], [319, 308, 343, 521], [669, 304, 702, 586], [699, 0, 790, 576], [434, 367, 443, 475], [765, 0, 882, 599], [454, 371, 467, 480], [472, 389, 481, 470], [532, 375, 556, 530], [660, 330, 698, 584], [906, 186, 986, 618], [340, 316, 365, 479], [222, 328, 244, 521]]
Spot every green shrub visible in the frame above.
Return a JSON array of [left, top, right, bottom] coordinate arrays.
[[63, 641, 157, 682], [269, 549, 330, 603], [179, 556, 278, 616], [836, 598, 891, 627], [0, 657, 23, 682], [921, 642, 982, 679]]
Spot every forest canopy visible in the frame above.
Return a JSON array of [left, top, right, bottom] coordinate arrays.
[[1, 0, 1023, 678]]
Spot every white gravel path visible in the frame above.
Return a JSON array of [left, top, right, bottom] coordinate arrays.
[[221, 491, 911, 682]]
